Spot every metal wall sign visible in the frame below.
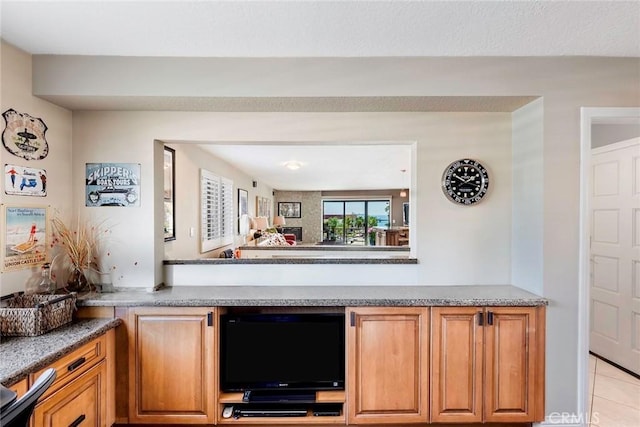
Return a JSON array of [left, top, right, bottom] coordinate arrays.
[[2, 109, 50, 161], [86, 163, 140, 207], [2, 206, 48, 271], [4, 164, 47, 196]]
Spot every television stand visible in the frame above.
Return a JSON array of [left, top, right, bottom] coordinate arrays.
[[218, 390, 346, 424], [233, 405, 308, 418], [226, 403, 343, 420], [243, 389, 316, 403]]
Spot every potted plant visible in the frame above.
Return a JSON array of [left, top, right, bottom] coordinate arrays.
[[325, 217, 339, 241], [368, 217, 378, 246]]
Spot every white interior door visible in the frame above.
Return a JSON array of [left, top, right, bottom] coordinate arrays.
[[589, 137, 640, 374]]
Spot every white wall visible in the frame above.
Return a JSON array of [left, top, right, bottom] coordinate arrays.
[[512, 98, 544, 295], [0, 42, 73, 295], [72, 111, 514, 288]]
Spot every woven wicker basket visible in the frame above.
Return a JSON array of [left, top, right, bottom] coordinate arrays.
[[0, 293, 76, 337]]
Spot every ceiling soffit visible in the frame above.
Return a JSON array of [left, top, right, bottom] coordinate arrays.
[[38, 95, 539, 113]]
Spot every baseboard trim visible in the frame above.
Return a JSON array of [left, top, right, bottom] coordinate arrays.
[[536, 423, 583, 427], [589, 351, 640, 380], [537, 412, 589, 426]]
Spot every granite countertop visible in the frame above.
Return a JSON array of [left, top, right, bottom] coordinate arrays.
[[164, 258, 417, 264], [0, 318, 121, 386], [165, 243, 416, 263], [237, 245, 410, 251], [76, 285, 548, 308]]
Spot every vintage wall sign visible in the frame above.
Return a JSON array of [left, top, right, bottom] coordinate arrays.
[[2, 109, 50, 160], [86, 163, 140, 207], [2, 206, 48, 272], [4, 164, 47, 196]]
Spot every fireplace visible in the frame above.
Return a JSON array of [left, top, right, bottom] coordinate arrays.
[[281, 227, 302, 242]]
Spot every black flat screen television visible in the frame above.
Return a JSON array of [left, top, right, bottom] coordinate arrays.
[[220, 313, 345, 392]]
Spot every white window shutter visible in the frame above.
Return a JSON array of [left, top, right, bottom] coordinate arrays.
[[200, 169, 234, 252]]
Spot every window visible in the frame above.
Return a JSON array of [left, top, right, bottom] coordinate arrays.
[[322, 199, 390, 245], [200, 169, 233, 252]]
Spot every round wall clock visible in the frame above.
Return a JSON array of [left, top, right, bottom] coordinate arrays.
[[442, 159, 489, 205]]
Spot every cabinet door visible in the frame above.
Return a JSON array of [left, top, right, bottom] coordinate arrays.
[[33, 361, 106, 427], [128, 307, 216, 424], [484, 306, 545, 422], [347, 307, 429, 424], [430, 307, 483, 423]]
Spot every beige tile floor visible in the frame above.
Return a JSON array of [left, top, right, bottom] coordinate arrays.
[[588, 354, 640, 426]]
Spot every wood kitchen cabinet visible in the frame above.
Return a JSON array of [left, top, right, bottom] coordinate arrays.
[[430, 306, 545, 423], [127, 307, 216, 424], [373, 227, 409, 246], [33, 362, 106, 427], [347, 307, 429, 424], [31, 330, 114, 427]]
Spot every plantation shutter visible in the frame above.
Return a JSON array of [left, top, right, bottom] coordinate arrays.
[[200, 169, 234, 252], [220, 177, 234, 242]]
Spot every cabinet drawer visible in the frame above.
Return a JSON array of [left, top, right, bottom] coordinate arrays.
[[31, 334, 106, 400], [33, 360, 106, 427]]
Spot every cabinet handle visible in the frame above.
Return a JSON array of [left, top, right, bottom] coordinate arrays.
[[350, 311, 356, 327], [207, 312, 213, 327], [67, 357, 86, 372], [487, 311, 494, 326], [68, 414, 85, 427], [477, 312, 484, 326]]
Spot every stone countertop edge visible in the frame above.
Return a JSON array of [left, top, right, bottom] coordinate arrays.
[[164, 258, 418, 264], [75, 285, 548, 308], [237, 245, 410, 251], [0, 318, 121, 386]]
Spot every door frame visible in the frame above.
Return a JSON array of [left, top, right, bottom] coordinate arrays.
[[578, 107, 640, 419]]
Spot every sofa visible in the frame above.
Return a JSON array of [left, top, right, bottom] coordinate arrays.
[[246, 216, 296, 246], [283, 233, 297, 245]]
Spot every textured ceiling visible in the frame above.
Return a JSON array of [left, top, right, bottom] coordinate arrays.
[[2, 1, 639, 57]]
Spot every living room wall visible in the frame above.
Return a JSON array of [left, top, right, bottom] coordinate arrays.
[[273, 190, 321, 243], [164, 143, 274, 259]]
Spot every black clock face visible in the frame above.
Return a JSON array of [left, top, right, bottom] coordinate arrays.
[[442, 159, 489, 205]]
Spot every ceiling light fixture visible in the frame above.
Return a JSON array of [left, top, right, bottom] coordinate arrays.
[[284, 161, 302, 170], [399, 169, 408, 197]]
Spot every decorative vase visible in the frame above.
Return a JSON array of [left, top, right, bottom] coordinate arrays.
[[66, 267, 89, 292], [97, 272, 114, 293]]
